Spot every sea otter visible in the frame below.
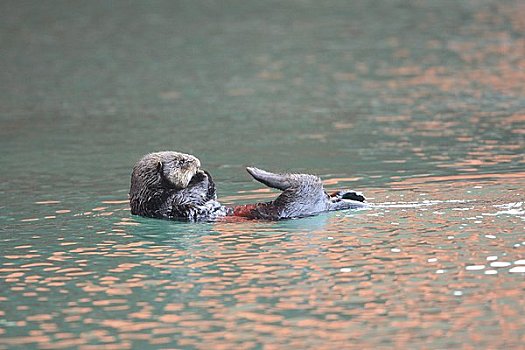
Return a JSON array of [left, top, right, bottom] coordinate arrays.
[[129, 151, 367, 222]]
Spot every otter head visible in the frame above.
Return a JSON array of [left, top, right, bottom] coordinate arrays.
[[156, 152, 201, 189], [129, 151, 201, 217]]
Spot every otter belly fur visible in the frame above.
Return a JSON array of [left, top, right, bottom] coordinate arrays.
[[129, 151, 367, 222]]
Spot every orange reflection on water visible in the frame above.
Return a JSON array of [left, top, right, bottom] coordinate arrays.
[[389, 171, 525, 188]]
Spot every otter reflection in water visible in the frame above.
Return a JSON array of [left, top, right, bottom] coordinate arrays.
[[129, 151, 367, 222]]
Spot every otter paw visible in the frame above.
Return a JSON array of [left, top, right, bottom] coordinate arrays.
[[189, 170, 208, 185]]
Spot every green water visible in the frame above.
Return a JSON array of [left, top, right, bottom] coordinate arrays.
[[1, 1, 524, 349]]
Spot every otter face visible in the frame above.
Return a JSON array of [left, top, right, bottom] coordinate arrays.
[[131, 151, 201, 192], [130, 151, 206, 218], [159, 152, 201, 189]]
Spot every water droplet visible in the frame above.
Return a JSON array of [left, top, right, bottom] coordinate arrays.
[[327, 236, 334, 240], [490, 262, 511, 268], [484, 270, 498, 275], [514, 260, 525, 265], [427, 258, 438, 263], [484, 235, 496, 239], [339, 268, 352, 273], [486, 256, 498, 261], [466, 265, 485, 271], [436, 269, 445, 274], [453, 291, 463, 296]]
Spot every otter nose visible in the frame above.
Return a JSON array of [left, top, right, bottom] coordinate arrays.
[[180, 157, 199, 168]]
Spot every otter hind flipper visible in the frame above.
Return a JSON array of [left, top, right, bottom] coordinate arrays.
[[244, 167, 328, 219], [330, 190, 366, 202], [328, 190, 368, 212], [342, 191, 365, 202], [246, 167, 293, 191]]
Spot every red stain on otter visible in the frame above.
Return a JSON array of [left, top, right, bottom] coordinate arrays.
[[232, 204, 258, 218]]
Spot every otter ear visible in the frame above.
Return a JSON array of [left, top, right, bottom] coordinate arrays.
[[157, 161, 163, 173]]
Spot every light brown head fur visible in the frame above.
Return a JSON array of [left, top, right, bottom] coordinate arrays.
[[129, 151, 202, 217]]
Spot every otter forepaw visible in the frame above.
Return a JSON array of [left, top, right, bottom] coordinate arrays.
[[189, 170, 208, 184]]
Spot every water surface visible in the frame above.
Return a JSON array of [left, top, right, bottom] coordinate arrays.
[[1, 0, 524, 349]]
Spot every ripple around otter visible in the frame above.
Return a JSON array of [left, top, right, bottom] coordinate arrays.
[[1, 0, 525, 349]]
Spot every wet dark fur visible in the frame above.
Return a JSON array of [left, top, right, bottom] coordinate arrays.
[[233, 167, 366, 220], [130, 152, 366, 222]]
